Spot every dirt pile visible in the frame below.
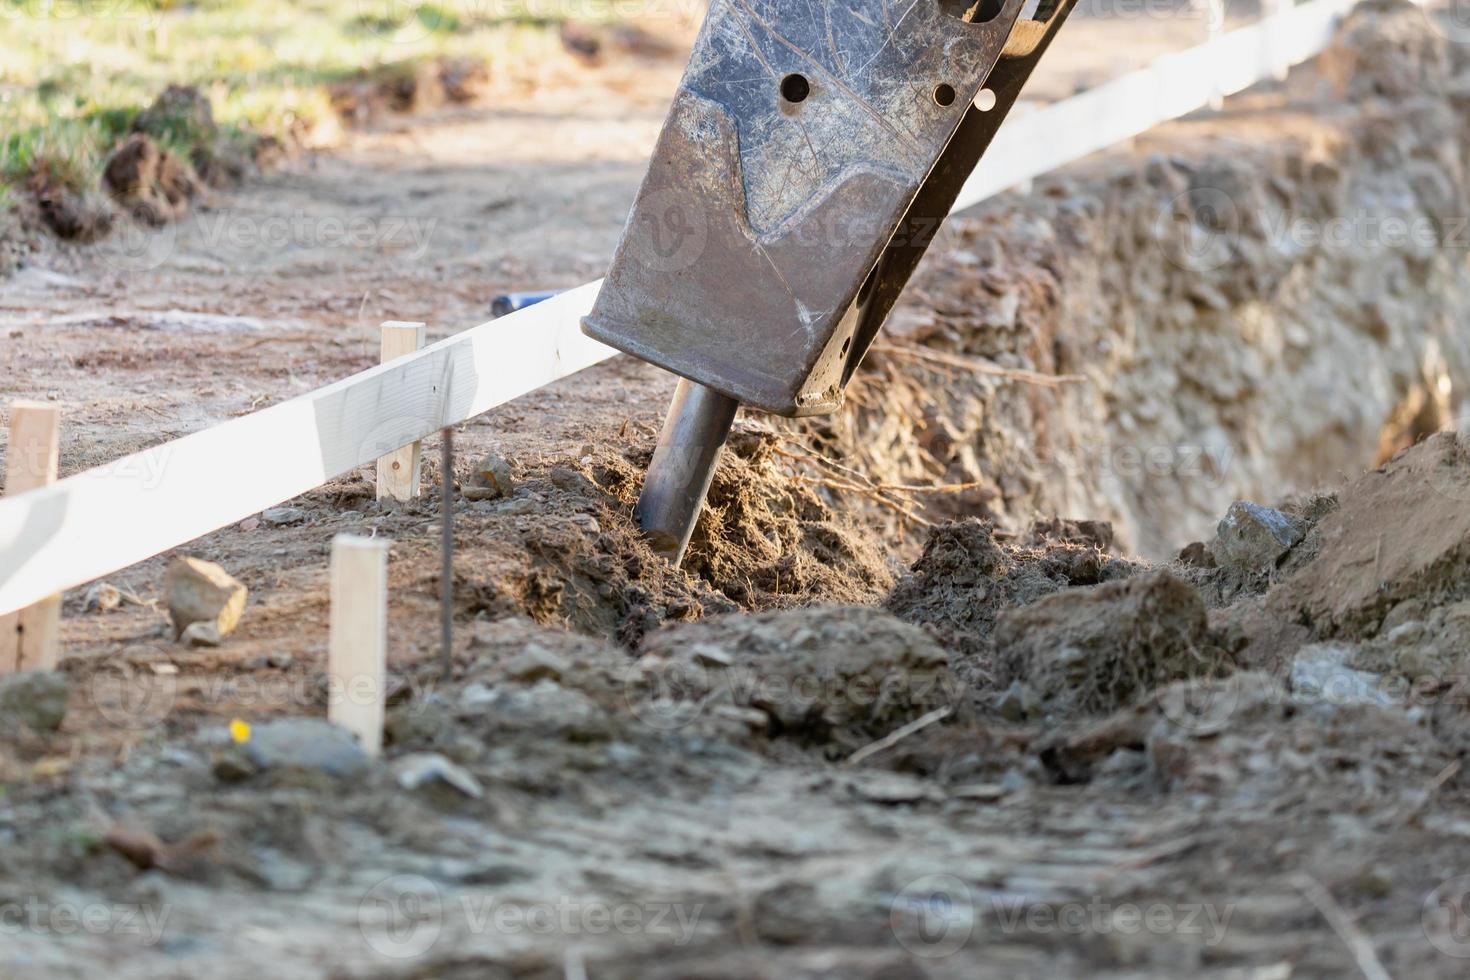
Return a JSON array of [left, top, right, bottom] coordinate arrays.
[[994, 569, 1234, 720], [24, 166, 114, 242], [634, 605, 956, 749], [328, 57, 489, 125], [816, 0, 1470, 557], [1270, 431, 1470, 636], [102, 134, 201, 227], [426, 426, 892, 646], [884, 518, 1139, 686]]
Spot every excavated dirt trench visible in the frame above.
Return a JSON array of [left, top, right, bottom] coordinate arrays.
[[7, 4, 1470, 978], [818, 0, 1470, 558]]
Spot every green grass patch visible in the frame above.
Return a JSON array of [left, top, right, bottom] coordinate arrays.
[[1, 0, 635, 198]]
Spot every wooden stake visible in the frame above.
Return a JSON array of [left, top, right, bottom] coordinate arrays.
[[328, 534, 390, 757], [1, 402, 61, 673], [375, 321, 428, 502]]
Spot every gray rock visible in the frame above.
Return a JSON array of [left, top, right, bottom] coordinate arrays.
[[1211, 501, 1307, 571], [995, 680, 1038, 722], [464, 454, 514, 501], [239, 718, 371, 778], [459, 680, 612, 742], [180, 621, 222, 648], [501, 645, 569, 683], [570, 513, 601, 534], [261, 506, 307, 526], [84, 582, 123, 613], [0, 671, 70, 732], [1289, 644, 1398, 709], [165, 556, 248, 640], [393, 752, 483, 799]]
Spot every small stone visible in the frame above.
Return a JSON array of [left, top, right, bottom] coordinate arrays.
[[239, 517, 261, 531], [570, 513, 601, 534], [261, 506, 307, 527], [393, 752, 483, 799], [1177, 541, 1217, 569], [0, 671, 70, 732], [548, 466, 593, 493], [84, 582, 123, 613], [995, 680, 1037, 722], [1211, 501, 1307, 572], [238, 718, 370, 778], [847, 771, 943, 805], [467, 454, 514, 500], [690, 644, 733, 668], [502, 646, 569, 683], [181, 621, 222, 648], [1289, 644, 1396, 709], [165, 556, 248, 640]]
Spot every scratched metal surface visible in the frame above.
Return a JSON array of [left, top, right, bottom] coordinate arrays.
[[688, 0, 1003, 234], [586, 0, 1026, 414]]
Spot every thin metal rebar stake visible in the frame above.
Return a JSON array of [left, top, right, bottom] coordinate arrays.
[[634, 378, 739, 566], [440, 426, 454, 682]]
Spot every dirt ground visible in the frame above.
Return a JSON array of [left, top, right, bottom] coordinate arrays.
[[5, 2, 1470, 978]]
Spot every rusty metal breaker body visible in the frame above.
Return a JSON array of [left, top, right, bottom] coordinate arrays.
[[584, 0, 1077, 563]]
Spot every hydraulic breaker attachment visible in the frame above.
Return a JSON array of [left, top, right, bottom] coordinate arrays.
[[585, 0, 1077, 563]]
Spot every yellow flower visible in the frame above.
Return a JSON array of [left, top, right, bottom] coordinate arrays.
[[229, 719, 252, 744]]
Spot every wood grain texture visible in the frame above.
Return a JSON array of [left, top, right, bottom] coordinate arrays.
[[375, 321, 428, 502], [2, 402, 62, 671], [328, 534, 390, 757], [0, 281, 610, 616]]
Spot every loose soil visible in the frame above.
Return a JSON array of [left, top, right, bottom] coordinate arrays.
[[4, 3, 1470, 978]]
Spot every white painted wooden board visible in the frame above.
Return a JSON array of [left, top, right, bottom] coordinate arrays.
[[0, 0, 1378, 618], [0, 281, 612, 615], [953, 0, 1360, 210]]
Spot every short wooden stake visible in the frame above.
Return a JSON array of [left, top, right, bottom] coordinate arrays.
[[1, 402, 62, 673], [376, 321, 428, 502], [328, 534, 390, 757]]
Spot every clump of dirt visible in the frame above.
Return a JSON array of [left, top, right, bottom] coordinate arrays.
[[0, 201, 40, 274], [24, 166, 114, 242], [1270, 432, 1470, 638], [329, 56, 489, 126], [1038, 669, 1452, 799], [131, 84, 263, 189], [1320, 0, 1452, 100], [884, 518, 1140, 685], [994, 569, 1234, 720], [102, 133, 201, 226], [635, 605, 956, 749], [448, 427, 894, 647]]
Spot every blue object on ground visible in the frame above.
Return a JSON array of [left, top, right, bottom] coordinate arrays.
[[491, 290, 564, 318]]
